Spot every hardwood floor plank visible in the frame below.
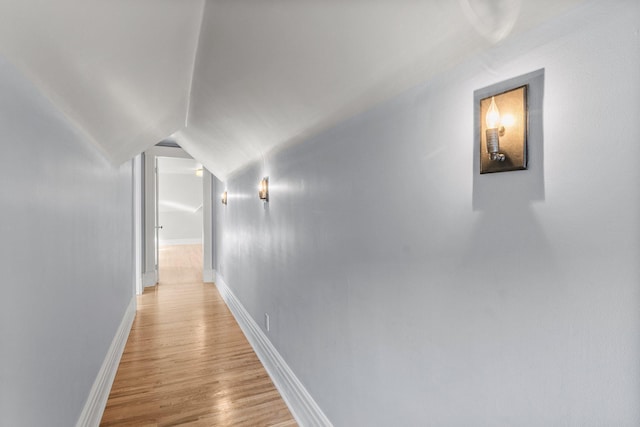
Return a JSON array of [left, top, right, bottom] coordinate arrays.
[[101, 245, 296, 426]]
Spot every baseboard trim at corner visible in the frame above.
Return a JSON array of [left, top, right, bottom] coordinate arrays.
[[159, 238, 202, 246], [76, 296, 136, 427], [142, 271, 157, 287], [215, 275, 332, 427], [203, 268, 216, 283]]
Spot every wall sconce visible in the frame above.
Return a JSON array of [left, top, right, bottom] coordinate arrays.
[[258, 177, 269, 202], [195, 168, 203, 177], [221, 191, 228, 205], [479, 85, 528, 173]]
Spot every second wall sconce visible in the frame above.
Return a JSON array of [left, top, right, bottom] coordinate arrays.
[[479, 85, 528, 174], [221, 191, 228, 205], [259, 177, 269, 202]]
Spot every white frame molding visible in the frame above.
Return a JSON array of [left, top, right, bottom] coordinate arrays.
[[133, 155, 143, 295], [142, 146, 196, 288]]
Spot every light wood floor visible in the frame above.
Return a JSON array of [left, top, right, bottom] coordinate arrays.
[[101, 244, 297, 426]]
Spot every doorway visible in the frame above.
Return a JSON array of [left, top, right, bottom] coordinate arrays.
[[156, 157, 204, 283], [140, 144, 214, 291]]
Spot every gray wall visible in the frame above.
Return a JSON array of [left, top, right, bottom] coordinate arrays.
[[0, 57, 134, 426], [214, 1, 640, 425], [158, 173, 203, 244]]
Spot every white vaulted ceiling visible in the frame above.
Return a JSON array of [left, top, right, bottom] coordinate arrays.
[[1, 0, 585, 179], [0, 0, 205, 164]]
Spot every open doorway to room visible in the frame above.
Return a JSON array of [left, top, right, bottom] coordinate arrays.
[[141, 144, 214, 292], [156, 157, 204, 284]]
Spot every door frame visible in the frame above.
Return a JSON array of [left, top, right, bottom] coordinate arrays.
[[141, 145, 204, 288], [133, 154, 143, 295]]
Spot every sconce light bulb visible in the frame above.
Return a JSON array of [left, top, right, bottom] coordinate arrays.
[[484, 96, 505, 162], [258, 177, 269, 201], [485, 96, 500, 129]]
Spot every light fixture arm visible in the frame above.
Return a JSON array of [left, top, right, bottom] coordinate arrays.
[[485, 127, 506, 162]]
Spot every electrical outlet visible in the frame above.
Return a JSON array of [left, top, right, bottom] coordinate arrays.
[[264, 313, 270, 332]]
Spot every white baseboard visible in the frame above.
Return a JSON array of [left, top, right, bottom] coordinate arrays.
[[76, 296, 136, 427], [159, 238, 202, 246], [203, 268, 216, 283], [215, 275, 332, 427], [142, 271, 157, 287]]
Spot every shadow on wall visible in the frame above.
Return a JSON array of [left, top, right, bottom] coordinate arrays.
[[465, 68, 559, 313]]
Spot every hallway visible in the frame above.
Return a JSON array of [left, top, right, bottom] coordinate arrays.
[[100, 245, 296, 426]]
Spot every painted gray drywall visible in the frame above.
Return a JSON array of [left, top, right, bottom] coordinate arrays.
[[214, 1, 640, 425], [0, 57, 133, 426]]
